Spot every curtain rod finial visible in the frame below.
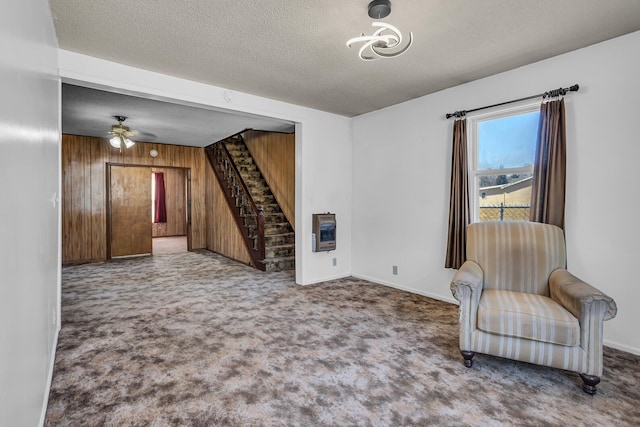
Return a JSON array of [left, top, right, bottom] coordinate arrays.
[[446, 110, 466, 119]]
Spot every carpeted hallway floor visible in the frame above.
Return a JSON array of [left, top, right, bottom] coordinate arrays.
[[152, 236, 188, 255], [45, 250, 640, 426]]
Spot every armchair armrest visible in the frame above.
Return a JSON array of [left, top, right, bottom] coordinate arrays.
[[549, 269, 617, 322], [450, 261, 484, 343], [450, 261, 483, 304], [450, 260, 483, 300]]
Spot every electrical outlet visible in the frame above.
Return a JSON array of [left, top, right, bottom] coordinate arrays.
[[332, 258, 337, 267], [392, 265, 398, 275]]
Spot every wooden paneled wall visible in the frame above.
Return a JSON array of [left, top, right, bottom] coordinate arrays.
[[61, 135, 107, 262], [243, 130, 295, 229], [205, 164, 253, 265], [152, 167, 187, 237], [61, 134, 207, 264]]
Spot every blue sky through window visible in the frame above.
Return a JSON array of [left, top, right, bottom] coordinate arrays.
[[478, 111, 539, 170]]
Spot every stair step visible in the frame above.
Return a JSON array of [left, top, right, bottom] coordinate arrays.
[[229, 151, 251, 160], [265, 244, 295, 259], [260, 204, 281, 213], [243, 174, 265, 182], [253, 194, 276, 205], [242, 171, 262, 179], [225, 144, 246, 152], [245, 180, 264, 189], [225, 140, 246, 148], [263, 256, 296, 272], [265, 222, 293, 235], [233, 157, 256, 166], [263, 212, 286, 224], [246, 186, 272, 197], [241, 178, 265, 188], [236, 164, 258, 172], [265, 232, 295, 246]]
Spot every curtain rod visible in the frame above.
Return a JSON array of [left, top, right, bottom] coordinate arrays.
[[445, 84, 579, 119]]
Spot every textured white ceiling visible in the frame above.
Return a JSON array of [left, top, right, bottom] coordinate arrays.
[[49, 0, 640, 146], [50, 0, 640, 117], [62, 84, 294, 147]]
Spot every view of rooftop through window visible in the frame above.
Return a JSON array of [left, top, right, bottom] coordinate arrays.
[[474, 110, 539, 221]]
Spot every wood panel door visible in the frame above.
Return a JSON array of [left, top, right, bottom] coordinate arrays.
[[109, 165, 152, 257]]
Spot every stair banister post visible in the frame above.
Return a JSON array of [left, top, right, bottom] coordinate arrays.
[[257, 206, 265, 260]]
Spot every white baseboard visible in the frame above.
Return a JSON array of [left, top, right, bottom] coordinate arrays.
[[299, 272, 351, 286], [39, 327, 59, 427], [350, 273, 459, 305], [604, 338, 640, 356]]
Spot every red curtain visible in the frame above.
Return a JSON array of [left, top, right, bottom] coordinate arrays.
[[154, 172, 167, 223]]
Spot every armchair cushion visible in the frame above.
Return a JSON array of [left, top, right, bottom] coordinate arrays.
[[466, 221, 566, 295], [478, 289, 580, 346]]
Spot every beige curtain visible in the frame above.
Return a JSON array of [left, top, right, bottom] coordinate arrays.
[[530, 98, 566, 228], [445, 119, 469, 269]]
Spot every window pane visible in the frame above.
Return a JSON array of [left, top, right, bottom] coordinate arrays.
[[478, 111, 538, 170], [478, 173, 532, 222]]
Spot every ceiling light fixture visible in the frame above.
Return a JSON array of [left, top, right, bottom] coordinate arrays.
[[108, 116, 136, 150], [346, 0, 413, 61]]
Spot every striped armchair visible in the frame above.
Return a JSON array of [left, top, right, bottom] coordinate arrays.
[[450, 221, 617, 394]]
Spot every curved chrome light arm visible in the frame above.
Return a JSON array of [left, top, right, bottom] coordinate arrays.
[[347, 21, 413, 61], [371, 31, 413, 58]]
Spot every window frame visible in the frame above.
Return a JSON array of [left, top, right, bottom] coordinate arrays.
[[466, 101, 540, 223]]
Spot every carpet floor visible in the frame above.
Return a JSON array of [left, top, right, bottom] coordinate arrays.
[[152, 236, 188, 255], [45, 250, 640, 426]]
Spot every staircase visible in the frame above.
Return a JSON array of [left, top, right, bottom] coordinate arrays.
[[205, 133, 295, 272]]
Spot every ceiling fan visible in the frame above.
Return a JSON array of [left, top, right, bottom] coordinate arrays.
[[108, 115, 137, 150]]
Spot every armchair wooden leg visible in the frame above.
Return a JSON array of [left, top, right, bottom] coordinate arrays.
[[461, 350, 475, 368], [579, 373, 600, 395]]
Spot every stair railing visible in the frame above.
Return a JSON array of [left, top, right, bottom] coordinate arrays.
[[205, 140, 266, 270]]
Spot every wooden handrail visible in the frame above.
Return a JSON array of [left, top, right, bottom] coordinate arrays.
[[210, 127, 293, 145], [205, 138, 266, 270]]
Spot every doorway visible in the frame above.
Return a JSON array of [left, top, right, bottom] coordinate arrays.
[[151, 167, 188, 255], [107, 164, 191, 259]]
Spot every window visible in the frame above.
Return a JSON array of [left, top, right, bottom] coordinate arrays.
[[467, 102, 539, 222]]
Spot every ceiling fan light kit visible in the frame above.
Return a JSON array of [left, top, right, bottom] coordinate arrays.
[[347, 0, 413, 61], [108, 115, 136, 150]]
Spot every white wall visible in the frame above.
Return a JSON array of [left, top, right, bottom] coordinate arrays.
[[352, 31, 640, 355], [58, 51, 353, 286], [0, 0, 61, 425]]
